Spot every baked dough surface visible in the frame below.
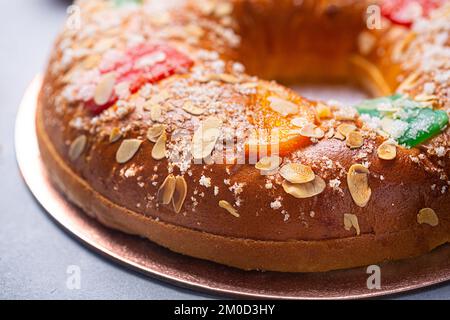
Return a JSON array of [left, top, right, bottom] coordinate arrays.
[[37, 0, 450, 271]]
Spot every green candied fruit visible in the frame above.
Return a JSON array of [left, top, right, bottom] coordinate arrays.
[[355, 95, 449, 147], [113, 0, 143, 6], [355, 94, 404, 117], [398, 109, 448, 148]]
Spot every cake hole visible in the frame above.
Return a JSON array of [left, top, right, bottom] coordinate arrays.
[[289, 83, 369, 106]]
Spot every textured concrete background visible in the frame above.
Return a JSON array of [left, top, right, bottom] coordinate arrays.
[[1, 0, 449, 299]]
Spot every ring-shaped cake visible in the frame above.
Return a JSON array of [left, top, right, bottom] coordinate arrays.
[[37, 0, 450, 272]]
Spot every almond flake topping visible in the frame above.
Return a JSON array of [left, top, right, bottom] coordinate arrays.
[[69, 135, 87, 161], [217, 73, 240, 83], [218, 200, 240, 218], [347, 164, 372, 207], [397, 72, 421, 93], [255, 156, 282, 172], [241, 82, 258, 89], [282, 176, 326, 199], [214, 2, 233, 17], [415, 94, 438, 103], [316, 103, 332, 119], [182, 101, 205, 116], [94, 72, 116, 106], [333, 131, 346, 141], [152, 131, 167, 160], [417, 208, 439, 227], [82, 55, 101, 69], [172, 176, 188, 213], [268, 96, 298, 116], [290, 117, 309, 128], [337, 123, 357, 138], [299, 124, 325, 139], [377, 140, 397, 160], [204, 73, 240, 84], [150, 104, 163, 122], [149, 91, 170, 105], [109, 127, 122, 143], [279, 163, 315, 184], [344, 214, 361, 236], [346, 131, 364, 149], [147, 124, 165, 143], [116, 139, 142, 164], [158, 174, 176, 205], [192, 117, 222, 160]]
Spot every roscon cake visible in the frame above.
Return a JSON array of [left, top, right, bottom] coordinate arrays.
[[37, 0, 450, 272]]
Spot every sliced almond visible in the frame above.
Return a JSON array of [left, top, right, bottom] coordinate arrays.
[[279, 163, 315, 184], [255, 156, 282, 172], [290, 117, 309, 128], [326, 127, 335, 139], [182, 101, 204, 116], [299, 124, 325, 139], [109, 127, 122, 143], [150, 104, 163, 122], [214, 2, 233, 17], [377, 140, 397, 160], [147, 124, 165, 143], [282, 176, 326, 199], [417, 208, 439, 227], [347, 164, 372, 207], [346, 131, 364, 149], [331, 104, 359, 121], [270, 86, 290, 99], [333, 131, 346, 141], [316, 103, 332, 119], [205, 73, 240, 84], [135, 52, 167, 69], [172, 176, 188, 213], [344, 214, 361, 236], [158, 174, 176, 205], [94, 72, 116, 106], [142, 100, 152, 110], [152, 131, 167, 160], [82, 54, 101, 69], [416, 94, 438, 102], [218, 200, 239, 218], [217, 73, 240, 83], [116, 139, 142, 164], [414, 94, 438, 103], [192, 117, 222, 160], [267, 96, 298, 116], [241, 82, 258, 89], [149, 91, 170, 105], [337, 123, 357, 138], [69, 135, 87, 161], [396, 72, 421, 93]]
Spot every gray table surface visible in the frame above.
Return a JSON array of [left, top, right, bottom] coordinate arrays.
[[1, 0, 449, 300]]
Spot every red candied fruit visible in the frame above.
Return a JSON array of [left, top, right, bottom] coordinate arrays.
[[381, 0, 445, 27], [86, 43, 194, 114]]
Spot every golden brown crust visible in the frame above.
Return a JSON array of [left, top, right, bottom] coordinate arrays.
[[37, 0, 450, 271], [37, 100, 450, 272]]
